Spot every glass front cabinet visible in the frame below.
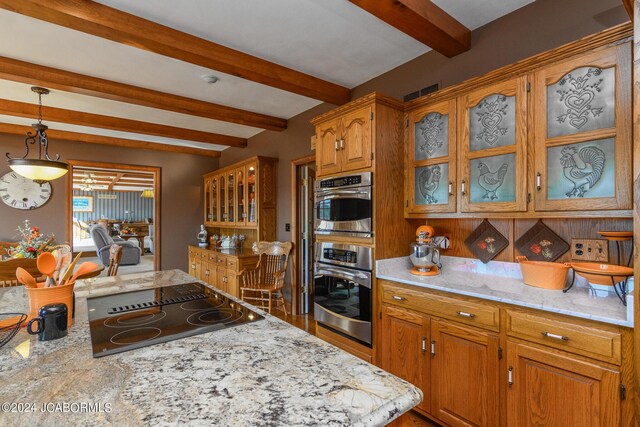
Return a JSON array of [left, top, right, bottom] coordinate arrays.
[[533, 44, 631, 211], [459, 77, 528, 213], [406, 99, 457, 214], [203, 176, 212, 225], [235, 165, 246, 226]]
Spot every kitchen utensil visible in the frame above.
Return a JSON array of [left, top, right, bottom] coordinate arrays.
[[53, 246, 72, 285], [515, 220, 569, 262], [15, 267, 37, 288], [65, 262, 100, 286], [0, 313, 28, 348], [60, 252, 83, 285], [27, 303, 68, 341], [37, 252, 56, 288], [515, 256, 570, 290], [409, 225, 442, 276]]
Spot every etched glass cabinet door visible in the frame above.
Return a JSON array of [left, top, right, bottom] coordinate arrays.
[[533, 44, 631, 211], [459, 77, 528, 212], [405, 98, 457, 215]]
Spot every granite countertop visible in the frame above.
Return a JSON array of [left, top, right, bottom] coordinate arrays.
[[377, 256, 634, 327], [189, 244, 258, 258], [0, 270, 421, 426]]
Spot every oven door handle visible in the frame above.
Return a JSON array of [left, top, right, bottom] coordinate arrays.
[[315, 191, 371, 201], [315, 267, 372, 289]]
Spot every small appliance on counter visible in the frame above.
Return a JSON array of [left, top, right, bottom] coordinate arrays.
[[409, 225, 447, 276]]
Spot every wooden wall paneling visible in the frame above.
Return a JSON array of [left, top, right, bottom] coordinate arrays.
[[633, 1, 640, 422]]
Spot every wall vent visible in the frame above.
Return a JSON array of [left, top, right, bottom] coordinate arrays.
[[403, 83, 440, 102]]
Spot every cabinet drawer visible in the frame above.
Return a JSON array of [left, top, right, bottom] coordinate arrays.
[[207, 252, 216, 261], [506, 310, 621, 364], [382, 283, 499, 331], [226, 258, 238, 271], [216, 256, 227, 266]]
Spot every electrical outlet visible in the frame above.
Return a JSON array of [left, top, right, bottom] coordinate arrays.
[[571, 238, 608, 262]]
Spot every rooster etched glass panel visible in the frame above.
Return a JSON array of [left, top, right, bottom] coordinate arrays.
[[415, 163, 449, 205], [469, 153, 516, 203], [547, 138, 615, 200], [414, 112, 449, 161], [469, 94, 516, 152], [547, 66, 615, 138]]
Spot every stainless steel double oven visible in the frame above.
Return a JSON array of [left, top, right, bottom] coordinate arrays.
[[313, 172, 374, 346]]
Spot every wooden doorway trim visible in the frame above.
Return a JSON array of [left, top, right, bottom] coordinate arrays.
[[65, 160, 162, 271], [290, 154, 316, 316]]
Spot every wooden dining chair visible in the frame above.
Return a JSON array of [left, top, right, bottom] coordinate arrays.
[[239, 241, 292, 316], [107, 244, 123, 276]]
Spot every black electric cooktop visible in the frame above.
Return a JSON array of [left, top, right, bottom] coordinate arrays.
[[87, 282, 264, 358]]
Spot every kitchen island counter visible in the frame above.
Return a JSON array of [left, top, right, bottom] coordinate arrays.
[[0, 270, 420, 426]]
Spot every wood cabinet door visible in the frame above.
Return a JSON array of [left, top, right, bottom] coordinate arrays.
[[226, 271, 238, 298], [316, 119, 341, 177], [379, 305, 430, 413], [235, 165, 247, 226], [506, 341, 621, 427], [216, 268, 227, 293], [226, 170, 236, 224], [406, 99, 457, 215], [203, 176, 212, 226], [533, 44, 631, 211], [211, 175, 219, 225], [431, 319, 500, 427], [188, 253, 198, 278], [219, 174, 227, 223], [459, 77, 528, 212], [341, 106, 372, 172], [201, 261, 213, 286], [245, 161, 258, 226]]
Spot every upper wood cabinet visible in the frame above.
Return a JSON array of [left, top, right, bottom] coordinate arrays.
[[506, 341, 621, 427], [203, 157, 277, 241], [459, 77, 528, 213], [405, 99, 457, 214], [315, 106, 372, 176], [533, 44, 631, 211]]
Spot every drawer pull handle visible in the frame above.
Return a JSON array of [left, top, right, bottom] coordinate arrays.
[[456, 311, 476, 318], [461, 180, 466, 195], [536, 172, 542, 191], [421, 337, 426, 353], [542, 331, 569, 341], [392, 295, 407, 301], [448, 182, 453, 196]]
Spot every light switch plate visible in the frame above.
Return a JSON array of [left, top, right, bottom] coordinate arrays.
[[571, 238, 608, 262]]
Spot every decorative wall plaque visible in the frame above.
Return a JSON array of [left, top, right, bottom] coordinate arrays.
[[469, 93, 516, 151], [414, 163, 448, 205], [414, 112, 449, 161], [515, 220, 569, 262], [547, 66, 615, 138], [546, 138, 615, 200], [464, 219, 509, 264]]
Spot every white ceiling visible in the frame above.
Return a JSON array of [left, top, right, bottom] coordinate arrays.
[[0, 0, 534, 153]]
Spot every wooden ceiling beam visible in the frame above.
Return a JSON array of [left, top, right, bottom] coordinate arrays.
[[0, 123, 221, 157], [0, 98, 246, 148], [0, 0, 351, 105], [348, 0, 470, 57], [108, 172, 124, 191], [0, 56, 287, 131]]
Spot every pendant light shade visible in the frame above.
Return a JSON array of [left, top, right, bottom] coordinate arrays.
[[5, 87, 68, 184]]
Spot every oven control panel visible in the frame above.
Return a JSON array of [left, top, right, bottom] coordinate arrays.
[[319, 175, 361, 189], [323, 248, 357, 264]]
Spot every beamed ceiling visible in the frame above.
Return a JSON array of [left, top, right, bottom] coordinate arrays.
[[0, 0, 534, 156]]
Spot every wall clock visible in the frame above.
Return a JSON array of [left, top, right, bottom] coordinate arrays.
[[0, 172, 52, 210]]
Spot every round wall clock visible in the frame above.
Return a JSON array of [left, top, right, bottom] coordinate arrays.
[[0, 172, 52, 210]]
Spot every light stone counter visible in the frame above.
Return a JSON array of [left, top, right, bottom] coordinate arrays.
[[377, 256, 633, 327], [0, 270, 421, 426]]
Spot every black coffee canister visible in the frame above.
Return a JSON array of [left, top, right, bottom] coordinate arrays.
[[27, 303, 68, 341]]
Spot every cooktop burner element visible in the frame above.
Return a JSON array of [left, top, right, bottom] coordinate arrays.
[[87, 282, 264, 358]]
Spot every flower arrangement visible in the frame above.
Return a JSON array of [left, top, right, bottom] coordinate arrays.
[[7, 220, 55, 259]]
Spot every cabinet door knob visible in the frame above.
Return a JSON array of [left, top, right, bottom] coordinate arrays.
[[536, 172, 542, 191], [456, 311, 476, 318], [542, 331, 569, 341], [461, 180, 466, 195]]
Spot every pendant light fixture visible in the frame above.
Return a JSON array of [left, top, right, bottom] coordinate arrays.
[[141, 189, 154, 198], [6, 86, 68, 184]]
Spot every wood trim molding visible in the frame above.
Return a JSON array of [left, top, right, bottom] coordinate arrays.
[[0, 123, 221, 157], [310, 92, 403, 126], [65, 159, 162, 271], [0, 98, 245, 148], [0, 56, 287, 132], [348, 0, 470, 57], [0, 0, 351, 105], [404, 22, 633, 111], [623, 0, 633, 19], [632, 0, 639, 422]]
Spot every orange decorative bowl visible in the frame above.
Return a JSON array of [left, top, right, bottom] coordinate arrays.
[[598, 231, 633, 241], [25, 281, 74, 327], [516, 256, 570, 290], [570, 262, 633, 286]]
